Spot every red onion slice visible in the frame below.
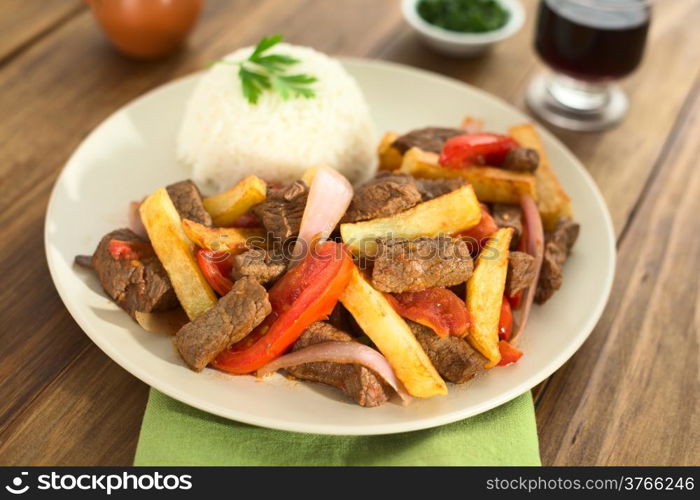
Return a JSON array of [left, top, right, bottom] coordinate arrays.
[[291, 166, 353, 263], [128, 201, 148, 240], [257, 341, 412, 405], [512, 193, 544, 342]]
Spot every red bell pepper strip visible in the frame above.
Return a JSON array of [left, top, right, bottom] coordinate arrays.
[[213, 241, 353, 374], [439, 133, 519, 169], [386, 288, 470, 338], [497, 340, 523, 366], [196, 249, 234, 296], [457, 204, 499, 254], [108, 239, 154, 260], [498, 295, 513, 341]]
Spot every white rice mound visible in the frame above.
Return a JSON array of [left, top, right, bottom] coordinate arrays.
[[178, 43, 376, 193]]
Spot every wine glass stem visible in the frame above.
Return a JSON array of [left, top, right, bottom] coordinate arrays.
[[547, 73, 611, 112]]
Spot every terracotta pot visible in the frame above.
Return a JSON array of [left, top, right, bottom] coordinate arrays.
[[84, 0, 205, 60]]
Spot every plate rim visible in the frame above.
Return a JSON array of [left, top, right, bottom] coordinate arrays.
[[45, 57, 616, 435]]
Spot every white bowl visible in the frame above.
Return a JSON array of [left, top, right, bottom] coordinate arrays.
[[402, 0, 525, 57]]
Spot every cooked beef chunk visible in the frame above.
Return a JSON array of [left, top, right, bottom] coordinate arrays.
[[372, 237, 473, 293], [502, 148, 539, 172], [74, 255, 93, 268], [343, 173, 422, 223], [90, 228, 178, 317], [175, 277, 271, 371], [551, 216, 580, 252], [415, 177, 468, 201], [492, 203, 523, 249], [535, 217, 580, 304], [231, 248, 287, 284], [409, 321, 486, 384], [286, 322, 391, 407], [166, 180, 212, 225], [392, 127, 465, 154], [253, 181, 308, 241], [506, 251, 537, 297]]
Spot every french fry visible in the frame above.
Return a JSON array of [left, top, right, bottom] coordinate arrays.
[[400, 147, 537, 203], [340, 265, 447, 398], [140, 188, 217, 319], [377, 131, 403, 171], [509, 124, 573, 231], [202, 175, 267, 226], [466, 227, 513, 367], [181, 219, 264, 253], [340, 184, 481, 256]]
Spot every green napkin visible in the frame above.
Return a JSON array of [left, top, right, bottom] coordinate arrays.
[[134, 389, 540, 466]]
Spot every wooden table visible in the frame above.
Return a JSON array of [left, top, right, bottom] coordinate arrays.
[[1, 0, 697, 466]]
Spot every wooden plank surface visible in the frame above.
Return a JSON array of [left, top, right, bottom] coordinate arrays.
[[0, 0, 697, 466], [0, 0, 83, 64], [536, 79, 700, 465]]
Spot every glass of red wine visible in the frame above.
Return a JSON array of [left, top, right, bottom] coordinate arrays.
[[527, 0, 651, 131]]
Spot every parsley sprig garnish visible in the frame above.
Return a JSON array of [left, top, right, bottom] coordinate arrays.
[[218, 35, 317, 105]]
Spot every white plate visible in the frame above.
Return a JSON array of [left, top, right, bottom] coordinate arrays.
[[45, 58, 615, 435]]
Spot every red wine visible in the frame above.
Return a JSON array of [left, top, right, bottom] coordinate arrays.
[[535, 0, 650, 81]]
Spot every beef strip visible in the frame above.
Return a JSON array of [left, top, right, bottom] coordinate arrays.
[[231, 248, 287, 284], [175, 277, 271, 371], [506, 251, 537, 297], [535, 217, 580, 304], [166, 180, 212, 225], [372, 237, 473, 293], [408, 321, 486, 384], [343, 173, 422, 222], [252, 181, 308, 241], [415, 177, 468, 201], [391, 127, 465, 154], [285, 322, 391, 407], [491, 203, 523, 249], [90, 228, 178, 316], [502, 148, 539, 172]]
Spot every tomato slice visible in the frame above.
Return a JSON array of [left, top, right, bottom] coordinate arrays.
[[386, 288, 470, 338], [439, 133, 519, 169], [458, 204, 499, 254], [107, 239, 154, 260], [230, 212, 261, 228], [497, 340, 523, 366], [498, 295, 513, 341], [213, 241, 353, 374], [508, 291, 523, 310], [196, 249, 234, 296]]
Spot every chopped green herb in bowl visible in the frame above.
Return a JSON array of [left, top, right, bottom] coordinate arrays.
[[417, 0, 510, 33], [401, 0, 524, 57]]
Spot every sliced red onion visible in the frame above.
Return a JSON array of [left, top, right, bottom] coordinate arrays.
[[291, 167, 353, 263], [257, 341, 412, 405], [512, 193, 544, 341], [128, 201, 148, 240]]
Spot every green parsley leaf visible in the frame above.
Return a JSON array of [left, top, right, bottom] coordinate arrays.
[[214, 35, 317, 104]]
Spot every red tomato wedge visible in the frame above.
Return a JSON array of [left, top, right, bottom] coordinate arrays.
[[457, 204, 498, 254], [213, 241, 353, 374], [497, 340, 523, 366], [386, 288, 470, 338], [196, 249, 234, 296], [508, 291, 523, 310], [230, 212, 261, 228], [439, 133, 519, 169], [498, 295, 513, 340], [107, 239, 154, 260]]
